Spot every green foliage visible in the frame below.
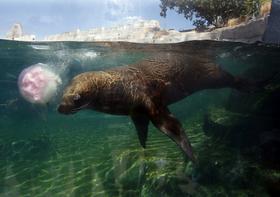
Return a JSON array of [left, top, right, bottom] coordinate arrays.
[[160, 0, 269, 28], [243, 0, 260, 16]]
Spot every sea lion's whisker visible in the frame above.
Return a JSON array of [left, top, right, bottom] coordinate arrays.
[[72, 102, 90, 111]]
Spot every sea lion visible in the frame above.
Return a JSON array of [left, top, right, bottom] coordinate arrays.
[[58, 53, 253, 161]]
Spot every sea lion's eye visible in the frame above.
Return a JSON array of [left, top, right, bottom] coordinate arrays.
[[73, 94, 81, 101]]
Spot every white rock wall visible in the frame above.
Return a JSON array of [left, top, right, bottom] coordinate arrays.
[[4, 18, 266, 43], [44, 17, 268, 44]]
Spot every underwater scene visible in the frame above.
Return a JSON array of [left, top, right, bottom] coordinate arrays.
[[0, 39, 280, 197]]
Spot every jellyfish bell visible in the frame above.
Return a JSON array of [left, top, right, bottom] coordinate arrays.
[[18, 63, 62, 104]]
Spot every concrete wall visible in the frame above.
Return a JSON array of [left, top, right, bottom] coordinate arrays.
[[179, 17, 267, 44]]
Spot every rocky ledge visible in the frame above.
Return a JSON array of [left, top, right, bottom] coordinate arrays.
[[43, 17, 268, 44]]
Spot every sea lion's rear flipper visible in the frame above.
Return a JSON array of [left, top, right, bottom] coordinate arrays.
[[147, 103, 195, 162], [131, 113, 149, 148]]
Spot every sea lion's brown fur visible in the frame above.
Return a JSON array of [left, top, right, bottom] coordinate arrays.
[[58, 53, 250, 161]]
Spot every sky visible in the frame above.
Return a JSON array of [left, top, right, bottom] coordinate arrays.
[[0, 0, 194, 39]]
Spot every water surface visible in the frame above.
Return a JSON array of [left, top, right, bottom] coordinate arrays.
[[0, 40, 280, 196]]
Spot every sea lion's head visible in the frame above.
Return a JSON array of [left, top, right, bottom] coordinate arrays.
[[58, 73, 95, 114]]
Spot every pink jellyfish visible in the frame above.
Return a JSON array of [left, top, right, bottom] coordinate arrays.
[[18, 63, 62, 104]]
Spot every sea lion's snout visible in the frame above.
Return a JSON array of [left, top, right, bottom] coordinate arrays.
[[58, 73, 96, 115], [58, 92, 89, 114], [58, 95, 78, 114], [58, 102, 73, 114]]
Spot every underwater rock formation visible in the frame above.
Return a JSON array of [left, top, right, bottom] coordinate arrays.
[[203, 77, 280, 168]]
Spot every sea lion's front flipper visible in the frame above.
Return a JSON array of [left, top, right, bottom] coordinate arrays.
[[147, 104, 195, 162], [131, 113, 149, 148]]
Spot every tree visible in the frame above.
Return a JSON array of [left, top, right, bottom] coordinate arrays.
[[159, 0, 265, 29], [6, 23, 23, 40]]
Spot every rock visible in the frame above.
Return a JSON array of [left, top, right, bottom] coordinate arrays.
[[264, 0, 280, 44], [43, 17, 268, 44], [218, 17, 268, 43], [203, 107, 276, 149], [260, 1, 272, 17], [2, 16, 269, 43], [17, 34, 36, 41]]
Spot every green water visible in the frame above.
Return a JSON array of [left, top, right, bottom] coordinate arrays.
[[0, 40, 279, 196]]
